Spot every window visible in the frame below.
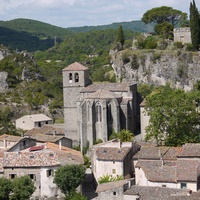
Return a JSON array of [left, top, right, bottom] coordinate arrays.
[[23, 140, 26, 146], [9, 174, 16, 179], [46, 169, 54, 177], [69, 73, 72, 81], [113, 191, 116, 196], [75, 73, 79, 82], [181, 183, 187, 189], [112, 169, 116, 174], [29, 174, 36, 181], [162, 185, 166, 187], [96, 102, 102, 122]]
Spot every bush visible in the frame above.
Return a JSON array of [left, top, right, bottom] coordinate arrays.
[[98, 174, 123, 184], [131, 54, 139, 70], [122, 53, 130, 64], [174, 41, 183, 49]]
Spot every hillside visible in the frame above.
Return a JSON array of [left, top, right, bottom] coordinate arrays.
[[0, 18, 154, 52]]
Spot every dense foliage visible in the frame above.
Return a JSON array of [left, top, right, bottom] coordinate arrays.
[[190, 0, 200, 51], [145, 85, 200, 146], [54, 164, 86, 196], [142, 6, 187, 27], [109, 129, 134, 142], [0, 176, 35, 200]]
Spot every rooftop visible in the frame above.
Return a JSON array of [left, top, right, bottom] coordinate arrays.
[[96, 147, 131, 161], [63, 62, 88, 71], [81, 83, 130, 93], [17, 114, 52, 122]]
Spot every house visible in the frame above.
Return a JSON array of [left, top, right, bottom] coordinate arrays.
[[15, 114, 53, 130], [173, 27, 191, 44], [25, 124, 65, 136], [23, 124, 72, 148], [63, 62, 140, 148], [91, 139, 140, 182], [96, 179, 133, 200], [133, 143, 200, 192], [2, 142, 84, 199], [0, 134, 36, 151]]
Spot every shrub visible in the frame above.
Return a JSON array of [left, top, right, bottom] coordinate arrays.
[[174, 41, 183, 49], [131, 54, 139, 70], [98, 175, 123, 184]]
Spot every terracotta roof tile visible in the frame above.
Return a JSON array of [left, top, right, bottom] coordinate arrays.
[[136, 160, 177, 183], [96, 147, 131, 161], [81, 83, 129, 93], [63, 62, 88, 71], [177, 159, 200, 181], [96, 179, 132, 193], [133, 146, 181, 160], [124, 186, 191, 200], [85, 89, 122, 99], [25, 124, 65, 136], [179, 143, 200, 157]]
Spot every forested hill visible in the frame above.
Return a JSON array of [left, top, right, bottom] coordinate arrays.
[[0, 18, 154, 52], [67, 20, 154, 33]]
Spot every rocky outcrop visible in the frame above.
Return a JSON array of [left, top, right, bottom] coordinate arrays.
[[110, 48, 200, 91]]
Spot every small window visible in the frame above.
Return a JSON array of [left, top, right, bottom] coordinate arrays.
[[75, 73, 79, 82], [162, 185, 166, 187], [49, 153, 54, 157], [181, 183, 187, 189], [46, 169, 54, 177], [29, 174, 36, 181], [9, 174, 16, 179], [23, 121, 25, 123], [23, 140, 26, 146], [30, 155, 34, 159], [112, 169, 116, 174], [69, 73, 73, 80], [113, 191, 116, 196], [113, 161, 115, 164]]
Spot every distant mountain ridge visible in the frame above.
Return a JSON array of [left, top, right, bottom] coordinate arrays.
[[0, 18, 154, 51]]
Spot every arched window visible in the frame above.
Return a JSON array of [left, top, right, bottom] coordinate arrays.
[[96, 102, 102, 122], [75, 73, 79, 82], [69, 73, 72, 81]]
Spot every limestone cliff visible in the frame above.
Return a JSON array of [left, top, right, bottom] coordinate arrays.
[[110, 48, 200, 91]]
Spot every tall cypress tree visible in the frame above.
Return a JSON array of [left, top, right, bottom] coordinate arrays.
[[116, 25, 125, 47], [190, 0, 200, 50]]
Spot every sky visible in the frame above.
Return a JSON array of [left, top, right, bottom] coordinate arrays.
[[0, 0, 198, 28]]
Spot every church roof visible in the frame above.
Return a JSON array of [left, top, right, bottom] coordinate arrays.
[[85, 89, 122, 99], [81, 83, 129, 93], [63, 62, 88, 71]]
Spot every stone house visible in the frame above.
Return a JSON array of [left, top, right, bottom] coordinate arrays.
[[2, 142, 84, 199], [133, 143, 200, 192], [173, 27, 191, 44], [96, 179, 133, 200], [63, 62, 140, 148], [0, 134, 36, 151], [15, 114, 52, 130], [91, 139, 140, 182]]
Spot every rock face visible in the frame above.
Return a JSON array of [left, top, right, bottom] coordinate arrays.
[[110, 49, 200, 91], [0, 72, 8, 91]]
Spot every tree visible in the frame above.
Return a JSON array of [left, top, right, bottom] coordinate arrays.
[[66, 192, 87, 200], [54, 164, 86, 196], [10, 176, 35, 200], [145, 85, 200, 146], [154, 22, 173, 39], [116, 25, 125, 47], [190, 0, 200, 50], [110, 129, 134, 142], [142, 6, 187, 27], [0, 177, 12, 200]]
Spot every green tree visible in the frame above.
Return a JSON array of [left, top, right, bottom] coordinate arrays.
[[54, 164, 86, 196], [10, 176, 35, 200], [145, 85, 200, 146], [117, 129, 134, 142], [66, 192, 87, 200], [154, 22, 173, 39], [190, 0, 200, 50], [0, 177, 12, 200], [116, 25, 125, 47], [142, 6, 187, 27]]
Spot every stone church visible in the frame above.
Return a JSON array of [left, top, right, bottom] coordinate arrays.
[[63, 62, 139, 148]]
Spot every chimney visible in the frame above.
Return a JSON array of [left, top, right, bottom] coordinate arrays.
[[4, 137, 7, 149], [59, 140, 62, 150]]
